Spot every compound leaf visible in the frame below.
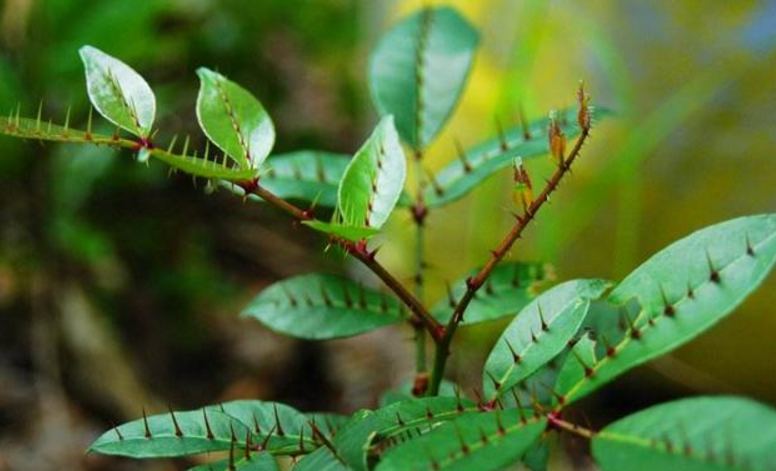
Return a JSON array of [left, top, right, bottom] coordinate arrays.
[[374, 410, 546, 471], [433, 262, 552, 324], [369, 6, 479, 150], [79, 46, 156, 138], [483, 279, 611, 400], [561, 214, 776, 406], [338, 115, 406, 230], [89, 408, 250, 458], [592, 396, 776, 471], [197, 67, 275, 170], [242, 273, 406, 340]]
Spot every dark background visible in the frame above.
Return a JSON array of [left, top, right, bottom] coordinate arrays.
[[1, 0, 775, 470]]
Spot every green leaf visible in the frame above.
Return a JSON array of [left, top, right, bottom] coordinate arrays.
[[242, 273, 406, 340], [561, 214, 776, 406], [188, 452, 280, 471], [522, 438, 550, 471], [369, 6, 479, 150], [592, 396, 776, 471], [196, 67, 275, 170], [89, 408, 250, 458], [207, 400, 313, 454], [293, 445, 351, 471], [483, 279, 611, 400], [79, 45, 155, 138], [306, 412, 350, 441], [424, 108, 611, 208], [302, 221, 381, 242], [261, 151, 350, 207], [335, 397, 477, 471], [553, 334, 598, 404], [338, 116, 406, 230], [433, 262, 552, 324], [374, 410, 546, 471]]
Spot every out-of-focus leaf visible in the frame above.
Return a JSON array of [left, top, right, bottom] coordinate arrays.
[[592, 397, 776, 471], [368, 6, 479, 150], [432, 262, 551, 324], [338, 116, 406, 230], [79, 45, 155, 138], [187, 452, 279, 471], [197, 67, 275, 170], [242, 273, 406, 340], [561, 214, 776, 406], [261, 151, 350, 207], [424, 108, 610, 208], [89, 408, 250, 458], [483, 279, 612, 400], [374, 410, 546, 471]]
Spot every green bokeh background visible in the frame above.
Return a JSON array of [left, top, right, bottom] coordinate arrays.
[[0, 0, 774, 469]]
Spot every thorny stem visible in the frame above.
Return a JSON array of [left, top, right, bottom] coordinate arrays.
[[245, 183, 445, 342], [427, 127, 592, 396], [413, 153, 429, 374]]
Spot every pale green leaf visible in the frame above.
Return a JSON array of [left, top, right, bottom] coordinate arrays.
[[592, 396, 776, 471], [483, 279, 612, 400], [197, 67, 275, 170], [561, 214, 776, 406], [338, 115, 406, 230], [375, 410, 546, 471], [242, 273, 406, 339], [369, 6, 479, 149], [79, 45, 155, 138]]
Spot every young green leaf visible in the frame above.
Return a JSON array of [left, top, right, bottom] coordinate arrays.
[[196, 67, 275, 170], [375, 410, 546, 471], [338, 116, 406, 230], [368, 6, 479, 150], [560, 214, 776, 406], [335, 397, 477, 471], [424, 108, 610, 208], [433, 262, 552, 324], [207, 400, 313, 453], [89, 408, 250, 458], [592, 396, 776, 471], [79, 45, 155, 138], [483, 279, 611, 400], [187, 452, 279, 471], [241, 273, 406, 339]]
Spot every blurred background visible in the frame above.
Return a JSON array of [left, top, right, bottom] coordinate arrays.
[[0, 0, 774, 469]]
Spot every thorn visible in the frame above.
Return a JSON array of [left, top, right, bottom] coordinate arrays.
[[495, 115, 509, 152], [167, 135, 179, 153], [510, 389, 528, 424], [142, 407, 152, 439], [203, 408, 214, 440], [229, 421, 237, 442], [228, 438, 236, 471], [571, 347, 595, 378], [63, 105, 71, 135], [112, 423, 124, 441], [601, 334, 617, 358], [424, 168, 444, 196], [452, 421, 470, 454], [519, 104, 531, 140], [745, 233, 755, 256], [86, 106, 94, 139], [540, 382, 566, 405], [494, 409, 506, 435], [357, 283, 367, 309], [281, 285, 298, 307], [485, 279, 494, 296], [530, 328, 539, 344], [706, 249, 721, 283], [182, 135, 190, 157], [298, 425, 306, 452], [273, 404, 285, 436], [537, 304, 549, 331], [425, 407, 434, 421], [341, 282, 353, 308], [244, 429, 252, 460], [478, 427, 489, 444], [687, 282, 696, 300], [454, 386, 465, 413], [454, 139, 472, 173], [622, 311, 641, 340], [319, 281, 333, 307], [260, 425, 276, 451], [35, 100, 43, 132], [168, 406, 183, 438], [396, 412, 405, 427], [660, 284, 676, 317], [504, 339, 522, 364], [485, 371, 502, 391]]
